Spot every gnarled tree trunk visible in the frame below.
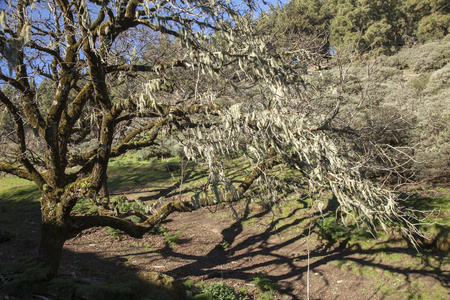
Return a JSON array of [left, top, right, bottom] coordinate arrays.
[[38, 193, 69, 277], [38, 221, 67, 278]]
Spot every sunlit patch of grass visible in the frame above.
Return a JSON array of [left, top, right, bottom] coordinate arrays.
[[72, 198, 98, 215], [331, 258, 448, 299], [0, 177, 40, 226], [406, 194, 450, 212], [108, 156, 210, 196], [401, 189, 450, 251], [0, 177, 40, 202]]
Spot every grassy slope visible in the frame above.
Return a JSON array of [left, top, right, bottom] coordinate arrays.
[[305, 35, 450, 183]]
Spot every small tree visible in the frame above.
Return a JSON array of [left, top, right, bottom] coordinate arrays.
[[0, 0, 420, 278]]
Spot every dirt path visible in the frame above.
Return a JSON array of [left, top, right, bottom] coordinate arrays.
[[60, 199, 449, 299], [1, 179, 448, 299]]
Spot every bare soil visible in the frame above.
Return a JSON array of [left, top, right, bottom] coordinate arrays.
[[1, 190, 449, 299]]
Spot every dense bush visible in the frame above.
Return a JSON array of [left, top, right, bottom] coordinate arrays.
[[303, 36, 449, 183]]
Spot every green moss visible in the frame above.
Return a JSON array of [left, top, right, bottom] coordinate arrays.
[[0, 258, 51, 297], [73, 198, 98, 214]]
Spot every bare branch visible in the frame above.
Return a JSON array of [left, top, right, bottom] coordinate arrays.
[[105, 60, 187, 74]]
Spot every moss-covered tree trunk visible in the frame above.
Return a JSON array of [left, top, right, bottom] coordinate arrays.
[[38, 192, 69, 278], [38, 221, 67, 278]]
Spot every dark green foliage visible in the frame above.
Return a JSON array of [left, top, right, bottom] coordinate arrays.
[[250, 273, 279, 293], [263, 0, 449, 56], [316, 216, 372, 245], [164, 231, 181, 248], [192, 282, 249, 300], [402, 0, 450, 42], [261, 0, 332, 53], [328, 0, 407, 55]]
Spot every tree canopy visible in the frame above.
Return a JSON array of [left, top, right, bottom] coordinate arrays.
[[0, 0, 422, 277]]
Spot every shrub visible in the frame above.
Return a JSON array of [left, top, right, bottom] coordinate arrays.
[[250, 273, 279, 293], [193, 282, 249, 300], [135, 137, 182, 161], [164, 231, 181, 248]]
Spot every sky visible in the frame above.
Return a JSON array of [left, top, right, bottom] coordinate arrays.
[[260, 0, 289, 11], [0, 0, 291, 87], [256, 0, 289, 16]]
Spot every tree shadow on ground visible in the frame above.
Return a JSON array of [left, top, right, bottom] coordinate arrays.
[[130, 168, 209, 202], [142, 200, 449, 299], [1, 188, 449, 299], [0, 191, 185, 299], [1, 239, 187, 300]]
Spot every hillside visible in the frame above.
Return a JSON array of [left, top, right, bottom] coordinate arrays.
[[303, 35, 450, 184]]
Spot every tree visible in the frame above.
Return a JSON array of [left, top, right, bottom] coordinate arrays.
[[328, 0, 406, 55], [0, 0, 420, 278], [402, 0, 450, 42], [257, 0, 332, 69]]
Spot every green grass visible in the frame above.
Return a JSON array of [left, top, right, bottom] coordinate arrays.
[[330, 254, 449, 299], [0, 177, 40, 226], [0, 177, 40, 202], [163, 231, 181, 248], [108, 156, 209, 196]]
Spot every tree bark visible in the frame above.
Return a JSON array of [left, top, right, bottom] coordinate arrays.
[[38, 221, 67, 278]]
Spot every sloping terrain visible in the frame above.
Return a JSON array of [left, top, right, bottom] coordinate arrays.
[[1, 158, 449, 299]]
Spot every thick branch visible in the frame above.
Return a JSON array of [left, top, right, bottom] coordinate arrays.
[[112, 94, 219, 119], [60, 82, 94, 135], [69, 215, 149, 238], [0, 72, 27, 93], [0, 90, 46, 188], [0, 162, 34, 181], [67, 154, 280, 237], [110, 117, 170, 157], [138, 201, 194, 227], [27, 41, 64, 67]]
